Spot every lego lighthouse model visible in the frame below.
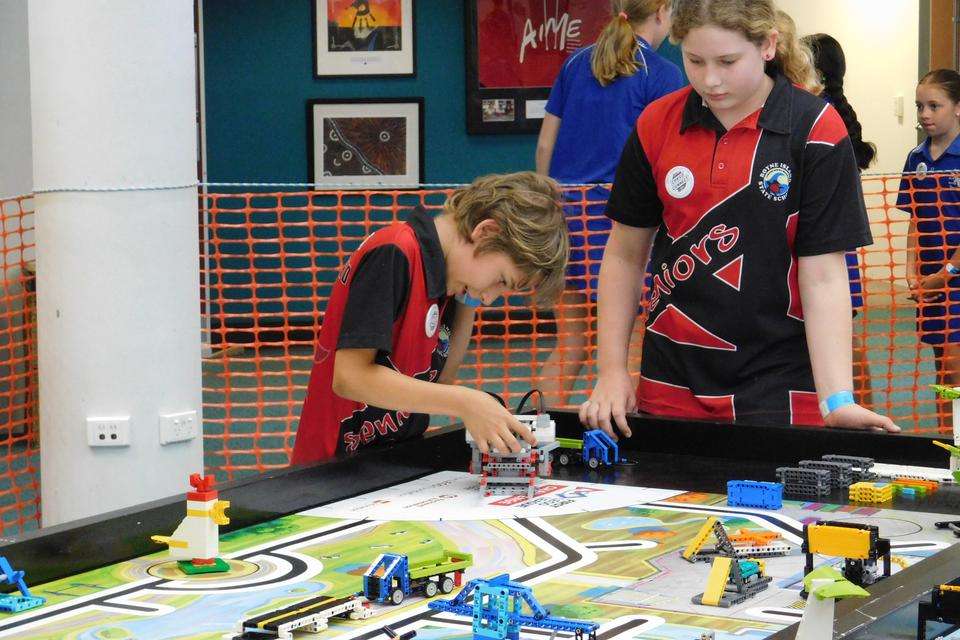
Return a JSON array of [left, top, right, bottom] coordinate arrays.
[[151, 473, 231, 574]]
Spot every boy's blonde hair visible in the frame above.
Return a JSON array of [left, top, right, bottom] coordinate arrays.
[[591, 0, 667, 87], [670, 0, 822, 95], [446, 172, 568, 307]]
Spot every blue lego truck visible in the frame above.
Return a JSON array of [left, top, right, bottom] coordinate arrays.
[[362, 550, 473, 605], [554, 429, 621, 469]]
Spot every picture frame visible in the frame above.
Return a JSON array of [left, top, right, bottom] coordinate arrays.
[[464, 1, 609, 134], [313, 0, 416, 78], [307, 98, 424, 188]]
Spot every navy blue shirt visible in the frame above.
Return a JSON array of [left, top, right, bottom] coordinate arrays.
[[897, 134, 960, 273], [545, 37, 685, 184]]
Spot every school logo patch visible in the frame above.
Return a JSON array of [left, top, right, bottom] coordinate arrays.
[[758, 162, 792, 202], [916, 162, 928, 179], [665, 166, 695, 199], [425, 303, 439, 337]]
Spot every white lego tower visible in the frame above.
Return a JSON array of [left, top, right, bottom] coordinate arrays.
[[151, 473, 230, 573]]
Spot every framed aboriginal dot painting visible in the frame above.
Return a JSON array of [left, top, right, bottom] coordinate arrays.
[[307, 98, 424, 188]]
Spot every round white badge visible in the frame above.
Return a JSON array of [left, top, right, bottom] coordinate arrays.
[[425, 303, 440, 337], [916, 162, 928, 179], [665, 166, 695, 199]]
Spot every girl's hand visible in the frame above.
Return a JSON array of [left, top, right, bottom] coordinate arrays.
[[461, 389, 537, 454], [911, 271, 948, 303], [823, 403, 901, 433], [579, 370, 637, 439]]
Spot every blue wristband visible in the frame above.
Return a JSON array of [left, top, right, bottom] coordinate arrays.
[[819, 390, 855, 419], [946, 263, 960, 275], [456, 292, 483, 308]]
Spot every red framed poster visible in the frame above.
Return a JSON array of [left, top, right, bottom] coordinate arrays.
[[465, 0, 609, 134]]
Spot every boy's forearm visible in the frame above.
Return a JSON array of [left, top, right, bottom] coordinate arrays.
[[438, 303, 475, 385], [335, 356, 469, 418], [798, 252, 854, 400]]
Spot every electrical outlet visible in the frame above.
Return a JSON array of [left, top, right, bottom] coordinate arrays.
[[87, 416, 131, 447], [159, 410, 198, 445]]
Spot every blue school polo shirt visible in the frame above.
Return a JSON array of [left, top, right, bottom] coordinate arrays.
[[897, 134, 960, 343], [898, 135, 960, 269], [545, 37, 685, 185]]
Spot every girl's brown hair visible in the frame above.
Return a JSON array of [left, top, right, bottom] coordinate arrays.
[[669, 0, 822, 94], [920, 68, 960, 104], [446, 172, 568, 306], [591, 0, 667, 87]]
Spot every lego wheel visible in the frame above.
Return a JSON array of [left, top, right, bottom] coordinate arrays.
[[587, 457, 600, 470], [390, 588, 405, 605], [424, 581, 438, 597], [440, 576, 455, 593], [558, 453, 571, 466]]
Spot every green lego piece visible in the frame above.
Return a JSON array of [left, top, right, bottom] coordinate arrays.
[[803, 566, 870, 600], [177, 558, 230, 574], [931, 384, 960, 400]]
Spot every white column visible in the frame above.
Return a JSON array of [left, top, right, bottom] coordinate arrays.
[[29, 0, 203, 526]]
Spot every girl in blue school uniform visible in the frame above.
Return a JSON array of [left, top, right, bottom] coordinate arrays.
[[534, 0, 685, 406], [899, 69, 960, 430]]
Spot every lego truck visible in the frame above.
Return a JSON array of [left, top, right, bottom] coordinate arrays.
[[554, 429, 621, 469], [362, 549, 473, 605]]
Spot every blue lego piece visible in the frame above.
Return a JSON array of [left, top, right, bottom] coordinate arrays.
[[727, 480, 784, 510], [428, 574, 597, 640], [363, 553, 410, 604], [581, 430, 620, 468], [0, 556, 44, 613]]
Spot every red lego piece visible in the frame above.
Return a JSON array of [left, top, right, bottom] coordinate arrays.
[[191, 557, 216, 565], [187, 473, 219, 501]]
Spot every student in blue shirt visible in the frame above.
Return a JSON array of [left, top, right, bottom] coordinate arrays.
[[535, 0, 685, 406], [900, 68, 960, 431]]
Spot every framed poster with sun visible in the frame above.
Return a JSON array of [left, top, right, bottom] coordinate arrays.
[[314, 0, 415, 77], [307, 98, 424, 188]]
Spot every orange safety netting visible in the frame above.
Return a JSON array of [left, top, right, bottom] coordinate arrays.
[[0, 194, 39, 535], [1, 173, 957, 534], [199, 175, 957, 483]]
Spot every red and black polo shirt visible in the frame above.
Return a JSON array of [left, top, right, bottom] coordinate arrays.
[[606, 73, 872, 426], [291, 207, 454, 464]]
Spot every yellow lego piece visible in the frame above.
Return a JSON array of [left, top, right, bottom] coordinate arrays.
[[942, 585, 960, 593], [807, 524, 872, 559], [848, 482, 894, 503], [150, 535, 188, 549], [702, 556, 732, 606], [683, 517, 719, 561]]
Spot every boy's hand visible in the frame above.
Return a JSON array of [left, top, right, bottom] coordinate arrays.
[[462, 389, 537, 454], [580, 370, 636, 439], [824, 404, 901, 433]]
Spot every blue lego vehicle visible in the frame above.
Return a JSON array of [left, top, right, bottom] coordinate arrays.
[[362, 550, 472, 605], [554, 429, 621, 469]]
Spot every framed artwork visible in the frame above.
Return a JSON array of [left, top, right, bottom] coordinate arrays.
[[307, 98, 424, 188], [465, 0, 609, 134], [314, 0, 416, 78]]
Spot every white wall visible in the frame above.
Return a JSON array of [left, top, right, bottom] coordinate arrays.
[[780, 0, 920, 174], [780, 0, 920, 290], [0, 0, 33, 199]]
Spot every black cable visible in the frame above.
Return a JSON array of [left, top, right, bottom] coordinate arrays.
[[484, 391, 506, 407], [515, 389, 544, 415]]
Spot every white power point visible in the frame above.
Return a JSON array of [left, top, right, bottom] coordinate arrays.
[[87, 416, 131, 447], [159, 410, 198, 445]]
